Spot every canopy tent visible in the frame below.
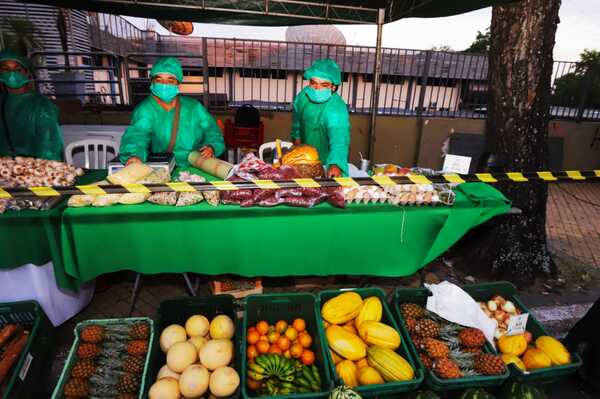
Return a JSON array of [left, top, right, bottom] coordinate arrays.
[[26, 0, 517, 159]]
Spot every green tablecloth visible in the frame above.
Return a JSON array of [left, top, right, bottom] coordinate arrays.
[[60, 174, 510, 284]]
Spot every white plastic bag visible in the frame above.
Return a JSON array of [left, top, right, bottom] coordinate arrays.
[[425, 281, 497, 347]]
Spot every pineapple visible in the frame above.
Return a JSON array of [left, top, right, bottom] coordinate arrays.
[[414, 319, 440, 338], [474, 353, 506, 376], [129, 322, 150, 340], [122, 355, 145, 375], [118, 373, 140, 394], [458, 328, 486, 348], [404, 318, 417, 333], [80, 324, 105, 343], [433, 358, 462, 379], [117, 395, 137, 399], [70, 359, 96, 379], [461, 347, 483, 354], [126, 340, 148, 357], [400, 303, 426, 319], [77, 343, 101, 359], [418, 353, 434, 369], [63, 378, 90, 398], [421, 338, 450, 359]]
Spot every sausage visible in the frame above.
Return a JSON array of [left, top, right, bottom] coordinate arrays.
[[0, 330, 29, 384], [0, 325, 17, 350]]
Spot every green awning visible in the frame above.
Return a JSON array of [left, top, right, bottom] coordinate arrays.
[[25, 0, 517, 25]]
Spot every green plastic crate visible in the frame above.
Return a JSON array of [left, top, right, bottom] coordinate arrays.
[[317, 288, 424, 397], [52, 317, 155, 399], [461, 281, 582, 383], [392, 287, 510, 392], [143, 295, 240, 399], [0, 300, 53, 399], [241, 293, 333, 399]]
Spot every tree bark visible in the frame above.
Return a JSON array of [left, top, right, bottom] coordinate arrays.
[[483, 0, 561, 282]]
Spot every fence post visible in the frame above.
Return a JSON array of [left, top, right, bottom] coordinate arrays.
[[413, 50, 432, 165], [576, 67, 595, 123], [367, 8, 386, 161], [201, 37, 210, 108]]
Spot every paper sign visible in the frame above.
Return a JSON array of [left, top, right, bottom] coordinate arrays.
[[506, 313, 529, 336], [443, 154, 472, 174]]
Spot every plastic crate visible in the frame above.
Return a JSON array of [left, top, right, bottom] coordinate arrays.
[[317, 288, 424, 397], [241, 293, 333, 399], [143, 295, 240, 399], [461, 281, 583, 383], [52, 317, 155, 399], [0, 300, 53, 399], [392, 287, 510, 392]]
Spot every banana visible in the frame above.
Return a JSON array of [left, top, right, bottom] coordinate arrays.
[[247, 370, 266, 381], [255, 355, 271, 371], [248, 362, 266, 374]]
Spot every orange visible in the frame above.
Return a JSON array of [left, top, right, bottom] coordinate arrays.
[[293, 318, 306, 332], [258, 335, 268, 342], [268, 345, 283, 355], [267, 331, 280, 344], [300, 349, 315, 365], [290, 343, 304, 359], [256, 321, 269, 335], [277, 336, 291, 351], [247, 326, 258, 335], [256, 340, 270, 354], [247, 378, 262, 391], [247, 330, 260, 345], [275, 320, 288, 334], [285, 327, 298, 341], [246, 345, 258, 359], [298, 333, 313, 349], [283, 349, 292, 359]]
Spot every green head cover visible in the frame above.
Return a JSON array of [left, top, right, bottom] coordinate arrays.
[[303, 59, 342, 86], [0, 49, 32, 72], [150, 56, 183, 82]]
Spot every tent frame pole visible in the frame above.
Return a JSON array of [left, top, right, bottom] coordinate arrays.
[[368, 8, 385, 161]]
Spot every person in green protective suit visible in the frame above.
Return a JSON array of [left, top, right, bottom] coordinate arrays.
[[0, 49, 63, 160], [291, 59, 350, 177], [119, 56, 225, 166]]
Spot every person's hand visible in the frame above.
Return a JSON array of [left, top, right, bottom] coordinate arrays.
[[328, 165, 342, 178], [293, 139, 301, 146], [126, 156, 142, 166], [199, 145, 214, 159]]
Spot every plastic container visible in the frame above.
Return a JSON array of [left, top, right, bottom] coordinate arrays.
[[241, 293, 333, 399], [0, 300, 53, 399], [462, 281, 583, 383], [52, 317, 154, 399], [318, 288, 424, 397], [392, 287, 510, 392], [143, 295, 240, 398]]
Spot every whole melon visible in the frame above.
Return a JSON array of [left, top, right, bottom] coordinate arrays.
[[186, 315, 210, 337], [167, 342, 198, 373], [209, 315, 235, 339], [156, 364, 180, 381], [179, 364, 210, 398], [188, 336, 208, 352], [199, 339, 233, 370], [149, 377, 180, 399], [209, 366, 240, 397], [459, 388, 496, 399], [160, 324, 187, 353]]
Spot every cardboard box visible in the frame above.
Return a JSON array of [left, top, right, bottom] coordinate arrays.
[[210, 278, 263, 298]]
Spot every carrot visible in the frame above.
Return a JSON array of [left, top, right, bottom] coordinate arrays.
[[0, 325, 17, 351], [0, 331, 29, 384]]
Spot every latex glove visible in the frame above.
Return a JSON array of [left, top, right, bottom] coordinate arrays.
[[126, 156, 142, 166], [293, 139, 301, 146], [199, 145, 214, 159], [328, 165, 342, 178]]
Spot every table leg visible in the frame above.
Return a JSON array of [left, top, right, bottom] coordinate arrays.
[[183, 273, 197, 296], [128, 273, 142, 316]]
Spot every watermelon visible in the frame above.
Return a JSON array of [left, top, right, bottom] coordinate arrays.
[[501, 381, 548, 399], [329, 385, 362, 399], [460, 388, 496, 399], [406, 390, 442, 399]]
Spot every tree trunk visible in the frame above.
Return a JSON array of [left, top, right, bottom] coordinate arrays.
[[484, 0, 561, 282]]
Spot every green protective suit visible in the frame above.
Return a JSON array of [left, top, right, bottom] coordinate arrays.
[[0, 89, 64, 161], [291, 59, 350, 176], [119, 95, 225, 166]]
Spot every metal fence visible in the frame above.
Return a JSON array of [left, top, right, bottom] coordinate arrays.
[[29, 38, 600, 122]]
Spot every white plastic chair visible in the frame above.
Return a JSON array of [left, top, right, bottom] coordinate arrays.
[[64, 139, 118, 169], [258, 140, 293, 160]]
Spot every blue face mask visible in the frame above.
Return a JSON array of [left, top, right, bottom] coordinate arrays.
[[0, 71, 30, 89], [306, 86, 333, 103], [151, 82, 179, 103]]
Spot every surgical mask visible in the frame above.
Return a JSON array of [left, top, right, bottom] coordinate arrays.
[[306, 86, 332, 103], [0, 71, 30, 89], [151, 82, 179, 103]]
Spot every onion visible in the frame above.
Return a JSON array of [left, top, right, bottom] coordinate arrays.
[[501, 300, 517, 314], [494, 310, 507, 322], [491, 295, 506, 305], [487, 300, 498, 312]]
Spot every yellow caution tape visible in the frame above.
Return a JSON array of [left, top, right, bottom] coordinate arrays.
[[166, 182, 196, 192], [595, 170, 600, 177], [210, 181, 238, 191], [443, 174, 466, 184], [29, 186, 60, 196], [372, 175, 397, 187], [294, 178, 321, 188], [122, 183, 151, 194], [475, 173, 498, 183], [506, 172, 528, 182], [537, 171, 558, 181], [0, 187, 11, 199], [408, 174, 433, 184], [566, 170, 585, 180], [76, 185, 107, 196], [252, 179, 280, 190], [334, 177, 360, 187]]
